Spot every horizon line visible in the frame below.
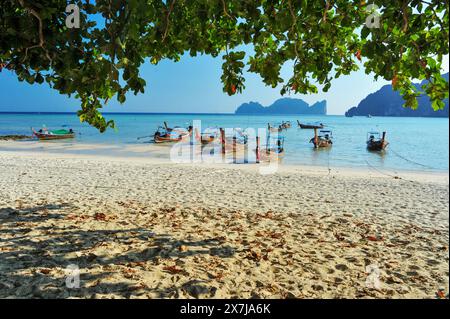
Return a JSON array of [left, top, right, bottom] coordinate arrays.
[[0, 111, 340, 116]]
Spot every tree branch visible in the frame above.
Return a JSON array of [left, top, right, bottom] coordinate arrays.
[[221, 0, 234, 20], [323, 1, 330, 23], [162, 0, 176, 42], [18, 0, 52, 63], [402, 0, 409, 32], [288, 0, 299, 58]]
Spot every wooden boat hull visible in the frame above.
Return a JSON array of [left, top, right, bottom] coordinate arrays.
[[299, 123, 324, 129], [154, 134, 190, 144], [33, 133, 75, 140], [310, 138, 332, 148], [313, 141, 332, 148], [154, 136, 181, 143], [367, 140, 388, 151], [201, 135, 217, 145]]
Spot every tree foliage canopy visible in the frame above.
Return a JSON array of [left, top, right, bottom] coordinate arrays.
[[1, 0, 448, 131]]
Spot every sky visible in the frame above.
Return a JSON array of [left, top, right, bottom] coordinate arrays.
[[0, 52, 448, 115]]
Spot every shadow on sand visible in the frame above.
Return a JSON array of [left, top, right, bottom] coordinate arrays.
[[0, 203, 236, 298]]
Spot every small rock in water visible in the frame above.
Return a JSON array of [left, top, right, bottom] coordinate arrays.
[[0, 135, 32, 141]]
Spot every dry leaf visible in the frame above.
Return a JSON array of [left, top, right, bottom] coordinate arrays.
[[367, 235, 382, 242], [163, 265, 184, 274], [436, 290, 446, 299], [94, 212, 107, 221]]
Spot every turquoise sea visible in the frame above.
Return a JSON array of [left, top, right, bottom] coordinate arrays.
[[0, 112, 448, 172]]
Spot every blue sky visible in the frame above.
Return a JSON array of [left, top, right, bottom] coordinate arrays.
[[0, 53, 448, 115]]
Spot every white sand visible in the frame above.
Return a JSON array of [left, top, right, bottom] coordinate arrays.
[[0, 145, 448, 299]]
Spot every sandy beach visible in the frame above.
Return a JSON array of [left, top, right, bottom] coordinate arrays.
[[0, 145, 448, 299]]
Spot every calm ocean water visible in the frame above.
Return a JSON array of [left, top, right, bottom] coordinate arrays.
[[0, 112, 448, 172]]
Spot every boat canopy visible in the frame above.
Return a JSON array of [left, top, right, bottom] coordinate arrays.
[[318, 130, 333, 139], [157, 126, 187, 138], [367, 131, 382, 140], [202, 127, 219, 135]]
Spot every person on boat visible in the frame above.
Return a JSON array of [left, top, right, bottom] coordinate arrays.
[[69, 129, 74, 134]]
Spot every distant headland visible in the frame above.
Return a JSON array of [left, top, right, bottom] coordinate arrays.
[[345, 73, 449, 117], [235, 98, 327, 115]]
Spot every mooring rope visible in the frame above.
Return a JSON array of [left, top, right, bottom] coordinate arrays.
[[388, 147, 437, 170], [364, 159, 417, 183]]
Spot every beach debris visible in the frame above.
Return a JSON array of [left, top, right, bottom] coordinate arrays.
[[39, 268, 52, 275], [209, 271, 225, 281], [255, 230, 284, 240], [129, 282, 148, 291], [366, 235, 383, 242], [436, 289, 448, 299], [163, 265, 184, 274], [178, 245, 188, 252], [245, 249, 269, 262], [122, 267, 137, 279], [92, 212, 116, 222]]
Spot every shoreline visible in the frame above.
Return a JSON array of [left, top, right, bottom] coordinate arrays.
[[0, 140, 448, 184], [0, 149, 448, 299]]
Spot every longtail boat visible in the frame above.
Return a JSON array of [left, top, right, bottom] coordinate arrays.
[[281, 121, 291, 129], [32, 128, 75, 140], [297, 120, 324, 129], [367, 131, 389, 151], [199, 127, 220, 145], [310, 129, 333, 148], [259, 135, 285, 161], [154, 122, 191, 143], [268, 123, 283, 133]]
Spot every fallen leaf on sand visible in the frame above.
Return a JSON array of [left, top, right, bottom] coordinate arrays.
[[94, 213, 107, 221], [178, 245, 188, 252], [163, 265, 184, 274], [367, 235, 383, 242], [246, 250, 262, 262], [269, 232, 284, 239]]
